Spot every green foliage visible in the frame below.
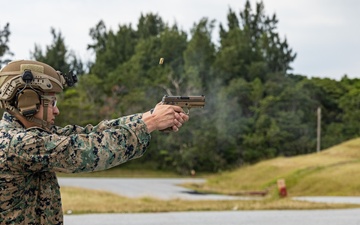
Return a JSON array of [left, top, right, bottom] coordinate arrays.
[[184, 18, 216, 93], [216, 0, 296, 84], [0, 22, 13, 66], [56, 74, 105, 126], [338, 80, 360, 138], [30, 27, 84, 75], [137, 13, 165, 39], [89, 21, 138, 78]]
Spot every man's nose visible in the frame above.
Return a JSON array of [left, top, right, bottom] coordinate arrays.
[[53, 106, 60, 115]]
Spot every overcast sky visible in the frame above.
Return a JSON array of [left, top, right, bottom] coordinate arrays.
[[1, 0, 359, 80]]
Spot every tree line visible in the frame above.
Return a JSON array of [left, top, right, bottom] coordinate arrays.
[[1, 1, 359, 174]]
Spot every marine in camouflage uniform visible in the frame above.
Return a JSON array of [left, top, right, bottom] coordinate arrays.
[[0, 60, 188, 225]]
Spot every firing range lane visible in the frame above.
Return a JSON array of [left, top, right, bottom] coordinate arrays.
[[64, 209, 360, 225], [58, 177, 360, 203]]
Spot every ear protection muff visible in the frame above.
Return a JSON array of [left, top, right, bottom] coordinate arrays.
[[16, 89, 40, 117], [13, 69, 40, 117], [16, 89, 40, 116]]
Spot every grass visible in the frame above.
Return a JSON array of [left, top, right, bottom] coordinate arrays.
[[186, 138, 360, 197], [59, 138, 360, 214], [61, 186, 358, 215]]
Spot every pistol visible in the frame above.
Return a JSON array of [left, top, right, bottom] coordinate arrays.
[[161, 95, 205, 114]]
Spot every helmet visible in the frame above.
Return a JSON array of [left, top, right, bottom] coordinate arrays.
[[0, 60, 77, 127], [0, 60, 66, 99]]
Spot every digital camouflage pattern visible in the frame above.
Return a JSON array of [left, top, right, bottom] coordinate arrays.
[[0, 112, 151, 225]]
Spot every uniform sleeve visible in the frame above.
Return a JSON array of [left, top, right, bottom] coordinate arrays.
[[52, 113, 144, 136], [8, 117, 151, 173]]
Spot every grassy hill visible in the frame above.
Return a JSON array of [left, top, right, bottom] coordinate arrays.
[[189, 138, 360, 197]]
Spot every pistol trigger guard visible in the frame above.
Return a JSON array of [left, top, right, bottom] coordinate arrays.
[[185, 108, 190, 115]]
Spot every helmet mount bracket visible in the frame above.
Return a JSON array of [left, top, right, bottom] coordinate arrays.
[[22, 70, 34, 84]]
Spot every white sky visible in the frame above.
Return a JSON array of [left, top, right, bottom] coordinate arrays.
[[1, 0, 359, 80]]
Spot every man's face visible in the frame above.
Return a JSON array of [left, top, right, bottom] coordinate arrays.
[[34, 93, 60, 125]]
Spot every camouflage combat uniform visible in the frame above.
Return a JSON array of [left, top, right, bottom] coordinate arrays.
[[0, 112, 151, 225]]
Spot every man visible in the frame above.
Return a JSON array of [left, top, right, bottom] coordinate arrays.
[[0, 60, 189, 224]]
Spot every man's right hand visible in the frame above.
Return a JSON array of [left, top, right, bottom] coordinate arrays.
[[142, 104, 189, 133]]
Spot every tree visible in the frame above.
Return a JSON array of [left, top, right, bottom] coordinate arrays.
[[87, 20, 108, 56], [337, 79, 360, 139], [88, 14, 166, 79], [88, 20, 138, 78], [56, 74, 105, 126], [137, 13, 165, 39], [215, 0, 296, 84], [183, 18, 216, 93], [30, 27, 84, 75], [299, 77, 348, 149], [239, 1, 296, 74], [104, 23, 188, 116], [0, 23, 13, 66]]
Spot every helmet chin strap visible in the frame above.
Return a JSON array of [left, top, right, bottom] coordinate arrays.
[[27, 96, 52, 130], [3, 99, 53, 130], [26, 115, 52, 130], [42, 97, 49, 124]]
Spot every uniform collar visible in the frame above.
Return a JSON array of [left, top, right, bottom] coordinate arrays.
[[1, 111, 26, 129]]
